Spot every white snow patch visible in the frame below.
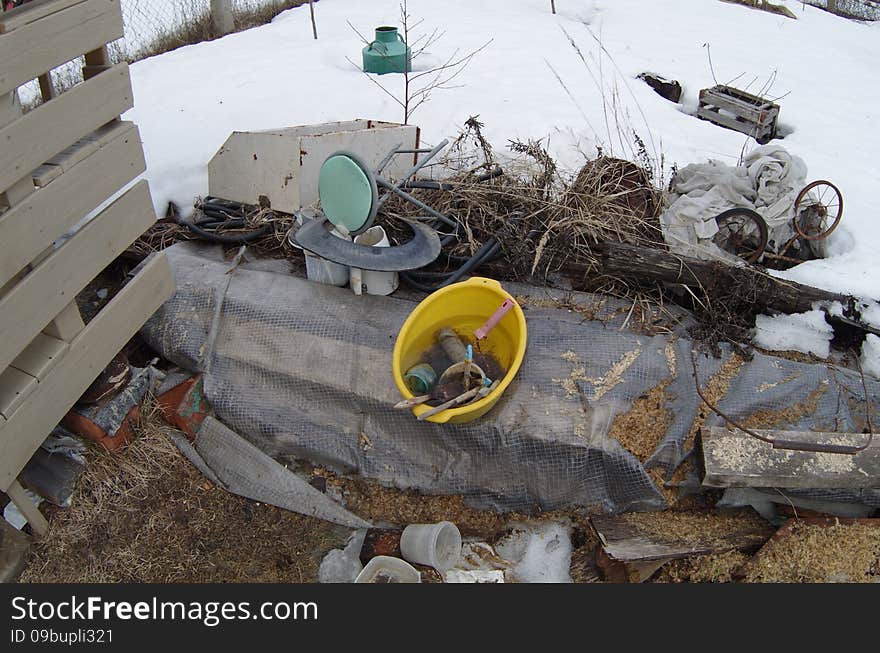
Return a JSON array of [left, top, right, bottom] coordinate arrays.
[[861, 334, 880, 380], [753, 309, 833, 358], [494, 522, 572, 583]]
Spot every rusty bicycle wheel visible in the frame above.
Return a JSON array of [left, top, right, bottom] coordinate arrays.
[[793, 180, 843, 241], [714, 207, 769, 264]]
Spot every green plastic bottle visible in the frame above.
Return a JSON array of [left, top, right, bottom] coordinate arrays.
[[362, 26, 411, 75]]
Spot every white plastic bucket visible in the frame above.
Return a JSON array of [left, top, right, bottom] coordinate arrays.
[[289, 212, 351, 287], [354, 556, 421, 583], [350, 226, 399, 296], [400, 521, 462, 571]]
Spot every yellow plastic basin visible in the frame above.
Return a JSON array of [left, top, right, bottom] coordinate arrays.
[[392, 277, 527, 424]]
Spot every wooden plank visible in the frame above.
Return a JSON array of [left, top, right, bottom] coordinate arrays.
[[0, 122, 143, 288], [697, 106, 772, 138], [0, 0, 91, 33], [0, 253, 174, 489], [590, 510, 773, 564], [0, 366, 38, 418], [700, 426, 880, 489], [0, 180, 155, 373], [82, 44, 111, 82], [0, 0, 123, 96], [43, 302, 85, 341], [12, 333, 68, 380], [0, 63, 132, 194], [6, 478, 47, 536]]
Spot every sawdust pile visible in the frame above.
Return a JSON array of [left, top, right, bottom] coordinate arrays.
[[741, 520, 880, 583], [610, 379, 674, 462], [623, 510, 771, 547], [21, 415, 346, 583], [316, 470, 516, 537], [655, 551, 750, 583], [741, 381, 830, 429], [685, 352, 746, 449]]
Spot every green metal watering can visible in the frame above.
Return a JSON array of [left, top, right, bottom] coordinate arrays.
[[362, 26, 411, 75]]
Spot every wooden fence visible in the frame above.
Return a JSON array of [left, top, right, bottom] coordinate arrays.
[[0, 0, 174, 535]]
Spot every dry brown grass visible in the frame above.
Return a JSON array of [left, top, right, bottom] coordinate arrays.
[[21, 407, 347, 583]]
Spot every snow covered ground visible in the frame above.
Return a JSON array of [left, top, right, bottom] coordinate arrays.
[[125, 0, 880, 301]]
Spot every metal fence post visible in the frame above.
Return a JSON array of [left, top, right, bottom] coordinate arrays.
[[211, 0, 235, 36]]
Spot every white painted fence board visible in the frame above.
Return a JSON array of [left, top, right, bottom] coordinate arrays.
[[0, 0, 90, 33], [0, 122, 143, 288], [0, 0, 123, 96], [0, 63, 132, 194], [0, 253, 174, 490], [0, 180, 154, 373], [12, 333, 68, 380]]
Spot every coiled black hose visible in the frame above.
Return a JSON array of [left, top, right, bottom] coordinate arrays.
[[175, 197, 272, 244]]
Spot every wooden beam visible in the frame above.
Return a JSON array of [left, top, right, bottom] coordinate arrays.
[[699, 426, 880, 489], [0, 180, 155, 373], [0, 63, 132, 194], [0, 122, 143, 288], [0, 253, 174, 490], [598, 242, 856, 315], [0, 0, 123, 96], [0, 0, 91, 33], [6, 478, 47, 536]]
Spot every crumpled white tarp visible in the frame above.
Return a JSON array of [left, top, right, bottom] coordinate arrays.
[[660, 144, 808, 261]]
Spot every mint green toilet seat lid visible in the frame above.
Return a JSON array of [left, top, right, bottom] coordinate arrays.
[[318, 152, 378, 235]]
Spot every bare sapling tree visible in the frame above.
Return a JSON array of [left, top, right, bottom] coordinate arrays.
[[348, 0, 491, 125], [551, 1, 557, 14]]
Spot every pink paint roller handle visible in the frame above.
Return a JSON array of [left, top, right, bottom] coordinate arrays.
[[475, 299, 515, 340]]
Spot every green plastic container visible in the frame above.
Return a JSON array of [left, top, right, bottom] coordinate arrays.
[[362, 26, 411, 75]]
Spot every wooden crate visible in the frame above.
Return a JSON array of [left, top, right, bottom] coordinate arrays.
[[697, 85, 779, 144], [0, 0, 175, 535]]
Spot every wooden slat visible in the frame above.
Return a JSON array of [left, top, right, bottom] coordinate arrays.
[[0, 121, 143, 288], [700, 426, 880, 489], [0, 180, 155, 374], [0, 63, 132, 194], [12, 333, 68, 380], [6, 478, 47, 536], [0, 0, 123, 96], [0, 366, 38, 418], [43, 302, 85, 341], [0, 253, 174, 490], [590, 511, 773, 564], [0, 0, 90, 33]]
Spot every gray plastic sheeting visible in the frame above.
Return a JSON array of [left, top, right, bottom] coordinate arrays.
[[141, 244, 880, 515]]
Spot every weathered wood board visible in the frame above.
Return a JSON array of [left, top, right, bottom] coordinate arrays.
[[590, 510, 774, 564], [700, 426, 880, 489]]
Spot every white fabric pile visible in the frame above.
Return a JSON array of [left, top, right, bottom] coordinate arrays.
[[660, 145, 809, 261]]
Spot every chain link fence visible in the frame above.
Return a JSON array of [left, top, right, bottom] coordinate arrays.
[[118, 0, 314, 60]]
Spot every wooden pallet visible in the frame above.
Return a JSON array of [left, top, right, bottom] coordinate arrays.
[[0, 0, 174, 536], [697, 84, 779, 144]]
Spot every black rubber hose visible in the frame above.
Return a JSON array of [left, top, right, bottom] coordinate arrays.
[[399, 166, 504, 192], [401, 238, 502, 291], [176, 199, 272, 244]]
